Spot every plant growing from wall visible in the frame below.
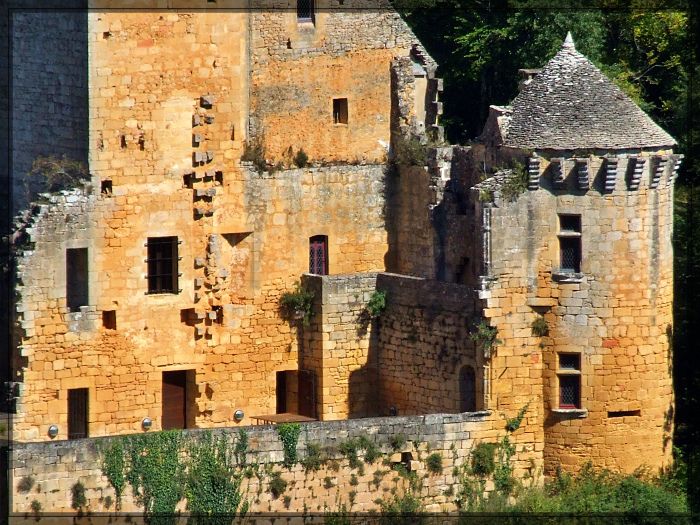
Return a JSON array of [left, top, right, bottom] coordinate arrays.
[[390, 433, 407, 452], [426, 453, 443, 474], [30, 499, 42, 521], [277, 423, 301, 468], [505, 403, 529, 433], [241, 138, 267, 174], [279, 283, 315, 326], [71, 481, 87, 512], [471, 442, 497, 477], [531, 316, 549, 337], [24, 155, 89, 203], [469, 320, 501, 357], [184, 431, 243, 522], [366, 290, 387, 318], [17, 475, 34, 493], [393, 134, 428, 167], [499, 162, 528, 202], [101, 439, 126, 510], [234, 429, 249, 466], [300, 442, 323, 472], [294, 148, 309, 168], [269, 471, 287, 499]]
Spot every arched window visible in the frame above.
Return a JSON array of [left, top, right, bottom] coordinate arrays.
[[459, 365, 476, 412], [309, 235, 328, 275]]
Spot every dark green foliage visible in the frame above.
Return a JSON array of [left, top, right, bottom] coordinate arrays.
[[426, 452, 443, 474], [300, 442, 323, 472], [101, 439, 126, 509], [324, 503, 351, 525], [269, 471, 287, 499], [505, 403, 529, 433], [276, 423, 301, 468], [531, 316, 549, 337], [184, 431, 242, 522], [471, 442, 497, 477], [339, 435, 381, 469], [234, 429, 248, 466], [393, 134, 427, 167], [294, 148, 308, 168], [17, 476, 34, 493], [469, 320, 501, 355], [367, 290, 387, 318], [378, 492, 423, 524], [323, 476, 334, 489], [30, 499, 42, 520], [499, 162, 528, 202], [350, 473, 359, 486], [241, 139, 266, 174], [71, 482, 87, 511], [279, 284, 315, 326], [24, 155, 89, 203], [390, 433, 407, 452]]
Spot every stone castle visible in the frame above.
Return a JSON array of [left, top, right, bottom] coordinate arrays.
[[4, 1, 682, 514]]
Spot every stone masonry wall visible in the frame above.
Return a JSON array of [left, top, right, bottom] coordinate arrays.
[[10, 411, 542, 514], [374, 273, 482, 416], [479, 151, 676, 474], [11, 10, 88, 213]]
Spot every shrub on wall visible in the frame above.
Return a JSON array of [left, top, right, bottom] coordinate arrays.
[[366, 290, 387, 318], [279, 284, 315, 326], [277, 423, 302, 468]]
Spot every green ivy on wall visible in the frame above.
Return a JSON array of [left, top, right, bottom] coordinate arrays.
[[276, 423, 301, 468]]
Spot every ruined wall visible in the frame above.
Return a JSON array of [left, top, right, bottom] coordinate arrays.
[[249, 7, 417, 163], [11, 10, 88, 213], [374, 273, 481, 416], [10, 411, 541, 514], [302, 273, 379, 421], [480, 151, 676, 474]]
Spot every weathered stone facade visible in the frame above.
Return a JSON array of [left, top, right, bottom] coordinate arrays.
[[6, 6, 680, 515]]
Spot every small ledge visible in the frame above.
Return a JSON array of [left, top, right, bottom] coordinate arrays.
[[552, 271, 584, 283], [551, 408, 588, 418]]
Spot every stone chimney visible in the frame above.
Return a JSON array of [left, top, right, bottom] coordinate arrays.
[[518, 68, 541, 91]]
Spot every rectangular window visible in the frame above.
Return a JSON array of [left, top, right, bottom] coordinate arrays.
[[68, 388, 89, 439], [66, 248, 89, 312], [558, 214, 581, 273], [297, 0, 314, 22], [558, 353, 581, 409], [309, 235, 328, 275], [147, 237, 179, 294], [333, 98, 348, 125]]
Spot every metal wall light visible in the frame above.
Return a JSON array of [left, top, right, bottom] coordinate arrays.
[[233, 409, 244, 422], [142, 417, 153, 431], [48, 425, 59, 438]]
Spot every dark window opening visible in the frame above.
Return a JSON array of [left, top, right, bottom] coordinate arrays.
[[147, 236, 179, 294], [309, 235, 328, 275], [459, 365, 477, 412], [558, 352, 581, 409], [102, 310, 117, 330], [558, 214, 581, 273], [68, 388, 89, 439], [333, 98, 348, 124], [101, 180, 112, 194], [120, 135, 127, 149], [276, 371, 288, 413], [608, 409, 641, 418], [298, 370, 316, 418], [66, 248, 89, 312], [297, 0, 314, 22]]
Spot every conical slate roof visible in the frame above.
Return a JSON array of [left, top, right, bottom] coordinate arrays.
[[501, 33, 676, 150]]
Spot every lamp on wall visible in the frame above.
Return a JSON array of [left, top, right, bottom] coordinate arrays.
[[47, 425, 59, 438], [141, 417, 152, 431], [233, 409, 244, 422]]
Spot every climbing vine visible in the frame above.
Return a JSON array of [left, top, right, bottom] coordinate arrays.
[[101, 439, 126, 510], [277, 423, 302, 468]]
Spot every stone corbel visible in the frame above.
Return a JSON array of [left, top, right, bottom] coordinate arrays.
[[527, 156, 540, 190], [628, 156, 646, 191], [575, 158, 589, 190], [650, 155, 668, 189], [604, 156, 618, 192]]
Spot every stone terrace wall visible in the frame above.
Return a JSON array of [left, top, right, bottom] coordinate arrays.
[[374, 273, 481, 416], [10, 411, 538, 514]]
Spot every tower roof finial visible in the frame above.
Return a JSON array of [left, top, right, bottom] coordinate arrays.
[[563, 31, 575, 49]]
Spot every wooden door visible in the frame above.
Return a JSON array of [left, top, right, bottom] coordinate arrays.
[[162, 371, 187, 429], [68, 388, 89, 439], [298, 370, 316, 418]]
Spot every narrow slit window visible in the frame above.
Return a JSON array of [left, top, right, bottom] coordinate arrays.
[[558, 214, 581, 273], [66, 248, 89, 312], [333, 98, 348, 125], [147, 236, 179, 294], [102, 310, 117, 330]]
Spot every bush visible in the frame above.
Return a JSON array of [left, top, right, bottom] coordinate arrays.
[[279, 284, 315, 326], [426, 453, 443, 474], [499, 162, 528, 202], [17, 476, 34, 493], [301, 442, 323, 472], [294, 148, 308, 168], [531, 316, 549, 337], [241, 139, 267, 174], [393, 135, 427, 167], [367, 290, 387, 318], [24, 155, 89, 203], [471, 442, 497, 477], [269, 471, 287, 499], [71, 481, 87, 510], [390, 434, 407, 452]]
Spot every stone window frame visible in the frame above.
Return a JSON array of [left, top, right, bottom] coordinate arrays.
[[557, 213, 582, 273]]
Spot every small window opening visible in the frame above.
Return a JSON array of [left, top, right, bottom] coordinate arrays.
[[215, 171, 224, 185], [102, 310, 117, 330], [608, 409, 641, 418], [333, 98, 348, 125], [68, 388, 89, 439], [146, 236, 180, 294], [66, 248, 89, 312], [557, 353, 581, 409], [102, 31, 111, 39], [101, 180, 112, 194], [297, 0, 314, 22], [558, 214, 581, 273], [138, 134, 145, 151], [309, 235, 328, 275], [120, 135, 127, 149], [183, 173, 193, 189], [459, 365, 476, 412]]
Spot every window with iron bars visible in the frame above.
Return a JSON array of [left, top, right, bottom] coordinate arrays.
[[146, 236, 181, 294], [558, 214, 581, 273], [297, 0, 314, 22]]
